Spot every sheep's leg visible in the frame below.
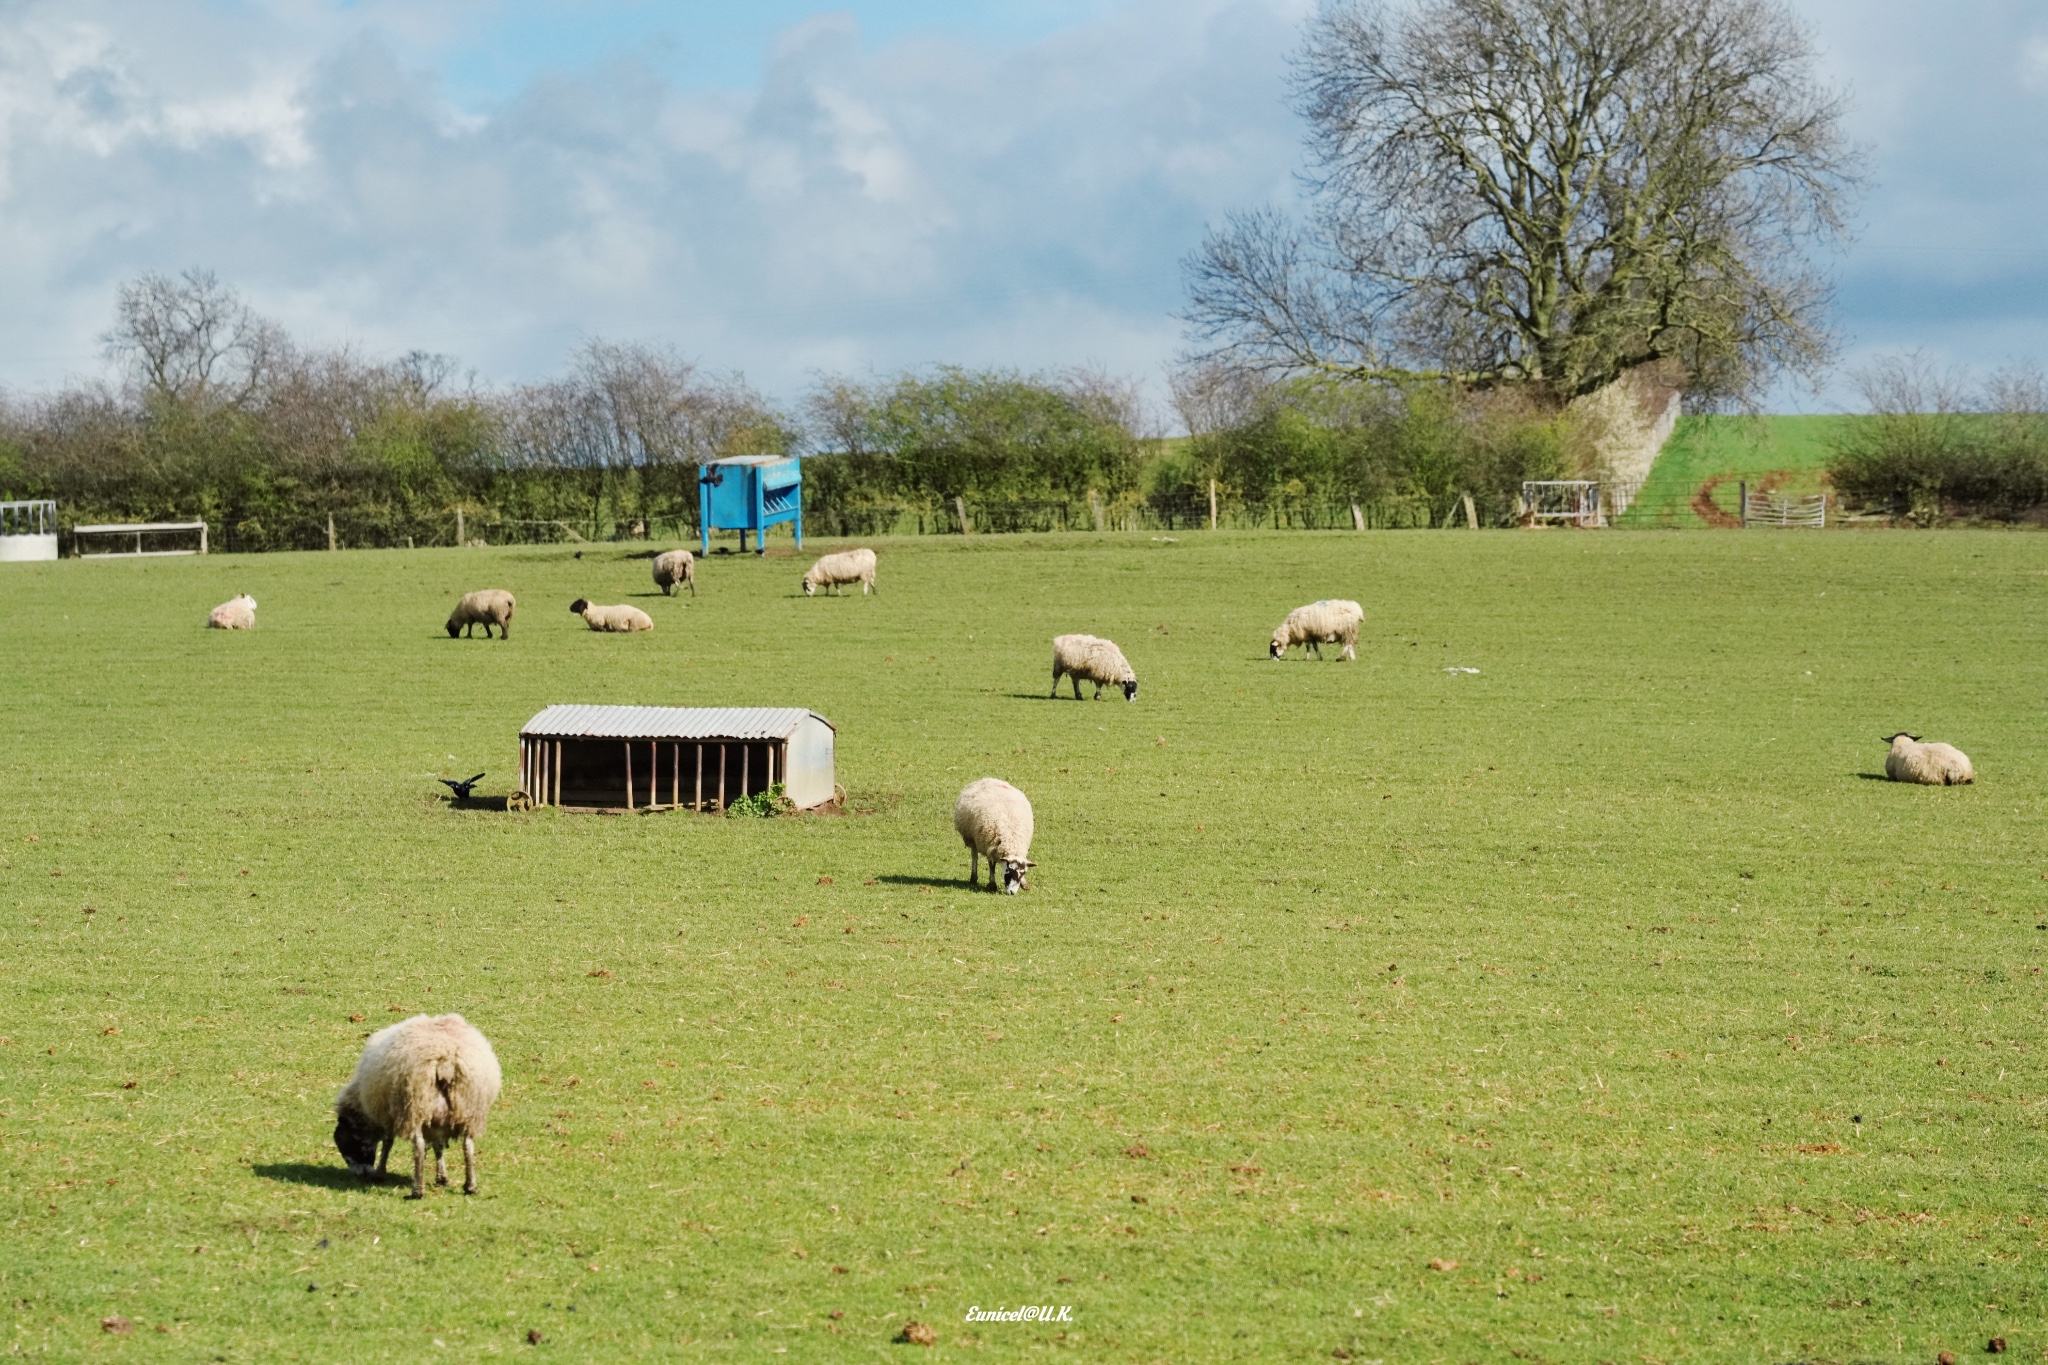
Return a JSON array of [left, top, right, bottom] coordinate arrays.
[[434, 1143, 449, 1187], [377, 1139, 392, 1178], [687, 577, 696, 597], [1072, 676, 1084, 700], [967, 847, 979, 887], [462, 1135, 478, 1195], [1051, 667, 1061, 699], [409, 1134, 427, 1199]]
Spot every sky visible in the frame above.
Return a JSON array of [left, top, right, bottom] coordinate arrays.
[[0, 0, 2043, 417]]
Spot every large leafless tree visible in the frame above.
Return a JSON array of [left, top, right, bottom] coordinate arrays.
[[1184, 0, 1858, 403]]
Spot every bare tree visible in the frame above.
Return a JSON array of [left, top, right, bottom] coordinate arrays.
[[101, 269, 288, 406], [502, 340, 785, 469], [1184, 0, 1858, 404]]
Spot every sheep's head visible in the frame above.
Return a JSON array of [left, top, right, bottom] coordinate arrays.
[[1121, 679, 1138, 702], [1268, 631, 1289, 660], [333, 1101, 382, 1177], [800, 577, 817, 596], [1001, 858, 1036, 895], [1882, 732, 1922, 746], [568, 598, 590, 616], [445, 619, 462, 638]]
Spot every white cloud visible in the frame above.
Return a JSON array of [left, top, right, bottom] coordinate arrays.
[[11, 0, 2037, 418], [0, 0, 1307, 410]]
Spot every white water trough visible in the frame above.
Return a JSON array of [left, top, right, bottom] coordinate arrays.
[[0, 501, 58, 562]]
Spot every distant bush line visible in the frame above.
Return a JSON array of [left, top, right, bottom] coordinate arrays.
[[0, 270, 1627, 550], [1826, 355, 2048, 525]]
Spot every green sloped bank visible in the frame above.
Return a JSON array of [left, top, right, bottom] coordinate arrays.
[[1619, 414, 1855, 527]]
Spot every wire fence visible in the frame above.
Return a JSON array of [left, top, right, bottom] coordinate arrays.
[[46, 475, 1884, 552]]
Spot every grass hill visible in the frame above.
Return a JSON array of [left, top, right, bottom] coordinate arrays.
[[1620, 414, 1852, 527]]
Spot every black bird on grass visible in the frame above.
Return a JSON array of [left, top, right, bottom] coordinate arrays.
[[440, 773, 486, 800]]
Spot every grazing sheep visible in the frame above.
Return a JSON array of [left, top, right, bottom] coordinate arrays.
[[802, 547, 877, 597], [954, 777, 1036, 894], [1051, 633, 1138, 701], [446, 589, 515, 639], [652, 549, 696, 597], [1883, 733, 1975, 786], [569, 598, 654, 633], [206, 593, 257, 630], [333, 1013, 502, 1199], [1269, 599, 1364, 661]]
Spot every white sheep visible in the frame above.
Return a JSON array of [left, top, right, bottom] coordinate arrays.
[[333, 1013, 502, 1198], [1883, 733, 1975, 786], [207, 593, 257, 630], [652, 549, 696, 597], [1051, 634, 1137, 701], [802, 547, 877, 597], [1269, 599, 1364, 661], [954, 777, 1036, 894], [446, 589, 515, 639], [569, 598, 654, 632]]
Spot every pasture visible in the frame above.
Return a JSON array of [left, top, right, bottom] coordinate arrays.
[[1, 528, 2044, 1363]]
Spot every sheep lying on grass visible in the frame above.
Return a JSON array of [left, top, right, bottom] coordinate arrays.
[[207, 594, 257, 630], [334, 1013, 502, 1198], [1270, 599, 1363, 661], [446, 589, 515, 638], [1051, 634, 1137, 701], [1883, 733, 1975, 785], [802, 547, 877, 596], [954, 777, 1036, 894], [652, 549, 696, 597], [569, 598, 654, 632]]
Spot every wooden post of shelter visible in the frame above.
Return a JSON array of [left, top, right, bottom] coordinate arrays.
[[954, 497, 970, 535], [1739, 482, 1747, 528], [1209, 479, 1218, 531], [624, 741, 634, 810], [327, 514, 337, 552]]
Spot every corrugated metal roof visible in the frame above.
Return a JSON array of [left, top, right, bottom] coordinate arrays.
[[520, 704, 833, 740]]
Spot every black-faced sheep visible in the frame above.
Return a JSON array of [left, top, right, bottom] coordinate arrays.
[[1883, 733, 1975, 785], [652, 550, 696, 597], [569, 598, 654, 632], [207, 594, 257, 629], [334, 1013, 502, 1198], [954, 778, 1036, 894], [446, 589, 515, 639], [802, 548, 877, 596], [1051, 634, 1137, 701], [1269, 599, 1363, 661]]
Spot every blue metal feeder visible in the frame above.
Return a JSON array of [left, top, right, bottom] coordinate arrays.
[[699, 455, 802, 556]]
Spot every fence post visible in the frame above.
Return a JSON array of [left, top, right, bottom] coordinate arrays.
[[954, 496, 970, 534], [1463, 493, 1479, 529], [456, 507, 465, 545], [327, 513, 337, 552], [1738, 482, 1746, 528], [1350, 502, 1364, 531], [1089, 491, 1104, 532], [1209, 480, 1218, 531]]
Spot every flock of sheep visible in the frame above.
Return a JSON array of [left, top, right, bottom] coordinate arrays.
[[200, 544, 1970, 1198]]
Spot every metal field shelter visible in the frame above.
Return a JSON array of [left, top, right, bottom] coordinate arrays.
[[518, 705, 836, 811], [698, 455, 802, 555]]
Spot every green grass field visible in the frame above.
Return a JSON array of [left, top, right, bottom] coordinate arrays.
[[3, 530, 2045, 1362], [1621, 416, 1850, 528]]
